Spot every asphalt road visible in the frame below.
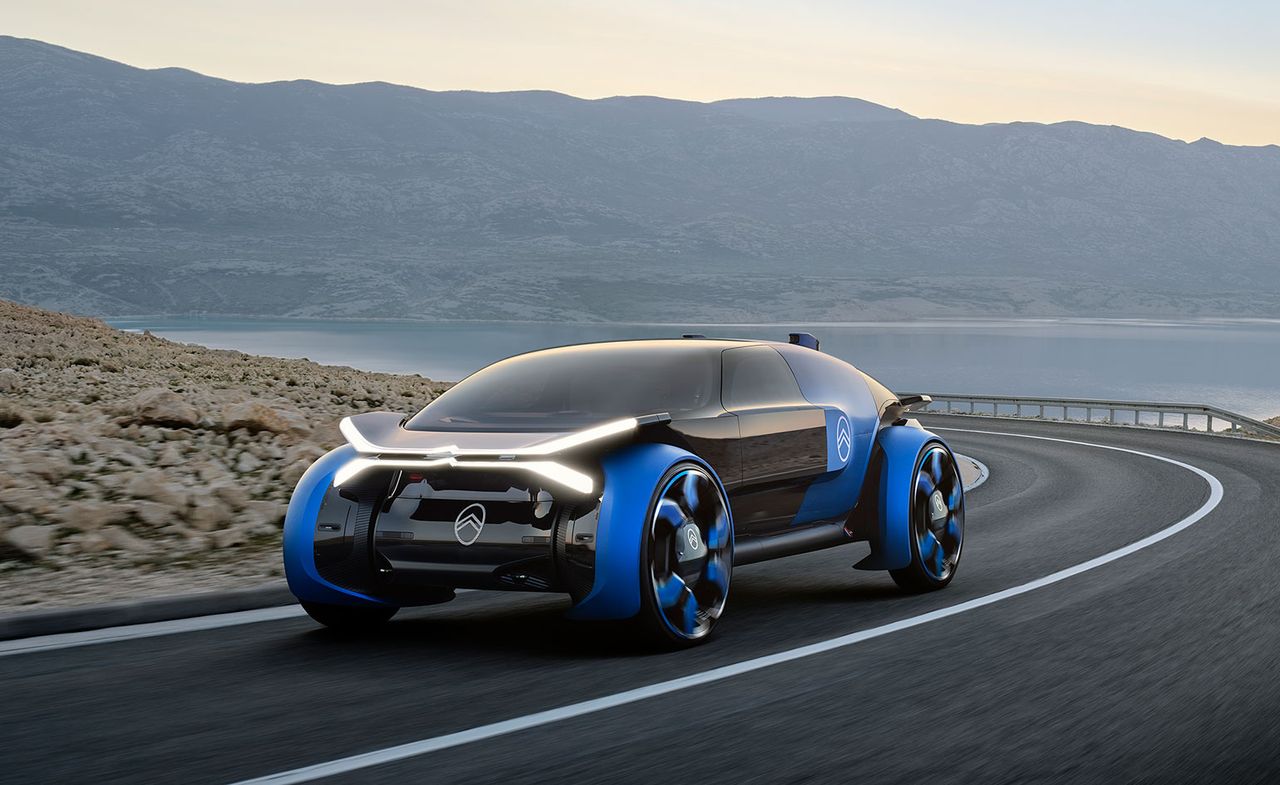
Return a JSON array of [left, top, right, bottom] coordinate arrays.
[[3, 416, 1279, 785]]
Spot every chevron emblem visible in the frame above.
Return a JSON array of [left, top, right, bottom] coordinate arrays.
[[454, 503, 486, 546], [835, 415, 852, 464]]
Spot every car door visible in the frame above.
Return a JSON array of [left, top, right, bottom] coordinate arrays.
[[721, 345, 829, 536]]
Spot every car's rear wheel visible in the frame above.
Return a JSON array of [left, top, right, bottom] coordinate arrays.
[[890, 443, 965, 592], [635, 463, 733, 647], [301, 601, 398, 632]]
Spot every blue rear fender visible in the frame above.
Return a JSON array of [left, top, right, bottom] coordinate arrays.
[[282, 444, 394, 608], [855, 424, 951, 572], [566, 443, 730, 621]]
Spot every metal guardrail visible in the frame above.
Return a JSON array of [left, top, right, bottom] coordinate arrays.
[[902, 392, 1280, 439]]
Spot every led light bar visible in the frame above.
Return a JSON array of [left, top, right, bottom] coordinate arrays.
[[338, 415, 639, 458], [332, 456, 594, 494]]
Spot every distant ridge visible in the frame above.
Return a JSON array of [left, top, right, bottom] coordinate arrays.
[[1, 35, 1278, 322], [711, 96, 914, 123]]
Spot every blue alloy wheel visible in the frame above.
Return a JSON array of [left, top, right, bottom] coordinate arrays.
[[638, 464, 733, 645], [890, 444, 965, 591]]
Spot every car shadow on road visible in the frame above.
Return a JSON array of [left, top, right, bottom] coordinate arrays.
[[277, 570, 914, 662]]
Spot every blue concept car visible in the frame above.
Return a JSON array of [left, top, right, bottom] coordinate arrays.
[[283, 334, 965, 646]]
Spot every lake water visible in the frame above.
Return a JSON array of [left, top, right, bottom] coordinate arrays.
[[107, 317, 1280, 420]]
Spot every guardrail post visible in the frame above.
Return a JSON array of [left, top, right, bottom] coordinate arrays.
[[1182, 413, 1189, 430], [1207, 415, 1214, 433], [1108, 408, 1115, 424]]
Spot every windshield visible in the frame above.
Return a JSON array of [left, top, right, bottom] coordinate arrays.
[[405, 343, 720, 431]]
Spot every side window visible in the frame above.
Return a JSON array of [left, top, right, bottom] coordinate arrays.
[[721, 346, 806, 410]]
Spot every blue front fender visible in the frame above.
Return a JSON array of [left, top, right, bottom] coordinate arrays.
[[566, 443, 730, 621], [282, 444, 393, 607], [855, 425, 949, 572]]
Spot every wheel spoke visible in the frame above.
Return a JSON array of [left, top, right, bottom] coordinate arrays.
[[679, 593, 699, 635], [706, 510, 730, 549], [655, 572, 689, 608], [944, 518, 962, 547], [948, 481, 963, 508], [654, 498, 685, 529], [928, 451, 944, 484], [679, 472, 703, 520], [920, 530, 945, 576], [704, 554, 729, 596], [916, 472, 936, 499]]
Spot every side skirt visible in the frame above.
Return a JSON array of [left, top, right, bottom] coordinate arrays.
[[733, 522, 856, 566]]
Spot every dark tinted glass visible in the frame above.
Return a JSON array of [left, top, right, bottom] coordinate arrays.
[[406, 343, 720, 431], [721, 346, 806, 410]]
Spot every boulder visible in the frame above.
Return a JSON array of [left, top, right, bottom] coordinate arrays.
[[55, 500, 131, 531], [24, 454, 73, 483], [3, 524, 56, 560], [220, 401, 312, 439], [100, 525, 155, 553], [210, 483, 248, 512], [187, 498, 232, 532], [212, 526, 249, 548], [67, 532, 112, 555], [0, 487, 57, 517], [279, 458, 311, 487], [125, 388, 200, 428], [133, 500, 175, 528], [156, 444, 184, 467], [0, 368, 20, 393], [234, 451, 262, 474], [125, 469, 187, 507], [241, 500, 285, 529]]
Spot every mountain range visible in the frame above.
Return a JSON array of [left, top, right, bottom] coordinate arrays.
[[2, 35, 1278, 322]]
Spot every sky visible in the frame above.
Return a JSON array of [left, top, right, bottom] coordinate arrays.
[[7, 0, 1280, 146]]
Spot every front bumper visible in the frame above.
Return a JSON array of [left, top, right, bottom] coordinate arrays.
[[310, 466, 600, 602]]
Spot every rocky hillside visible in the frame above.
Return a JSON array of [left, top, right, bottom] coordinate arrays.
[[3, 36, 1280, 322], [0, 299, 447, 611]]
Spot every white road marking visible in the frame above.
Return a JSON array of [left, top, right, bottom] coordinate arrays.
[[0, 606, 307, 658], [0, 589, 479, 657], [231, 430, 1224, 785]]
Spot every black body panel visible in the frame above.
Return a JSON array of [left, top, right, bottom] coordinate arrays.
[[718, 345, 831, 536], [314, 468, 600, 597]]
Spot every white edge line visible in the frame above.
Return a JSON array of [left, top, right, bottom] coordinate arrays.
[[0, 606, 307, 658], [0, 589, 481, 658], [231, 428, 1224, 785]]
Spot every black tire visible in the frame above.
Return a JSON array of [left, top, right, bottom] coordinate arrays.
[[889, 443, 965, 593], [633, 462, 733, 648], [301, 601, 398, 632]]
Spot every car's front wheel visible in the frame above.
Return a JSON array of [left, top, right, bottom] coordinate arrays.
[[301, 601, 398, 632], [890, 443, 965, 592], [635, 463, 733, 647]]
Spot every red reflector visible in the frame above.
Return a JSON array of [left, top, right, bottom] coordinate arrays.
[[408, 473, 424, 482]]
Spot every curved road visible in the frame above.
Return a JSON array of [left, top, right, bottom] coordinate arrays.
[[3, 416, 1279, 784]]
